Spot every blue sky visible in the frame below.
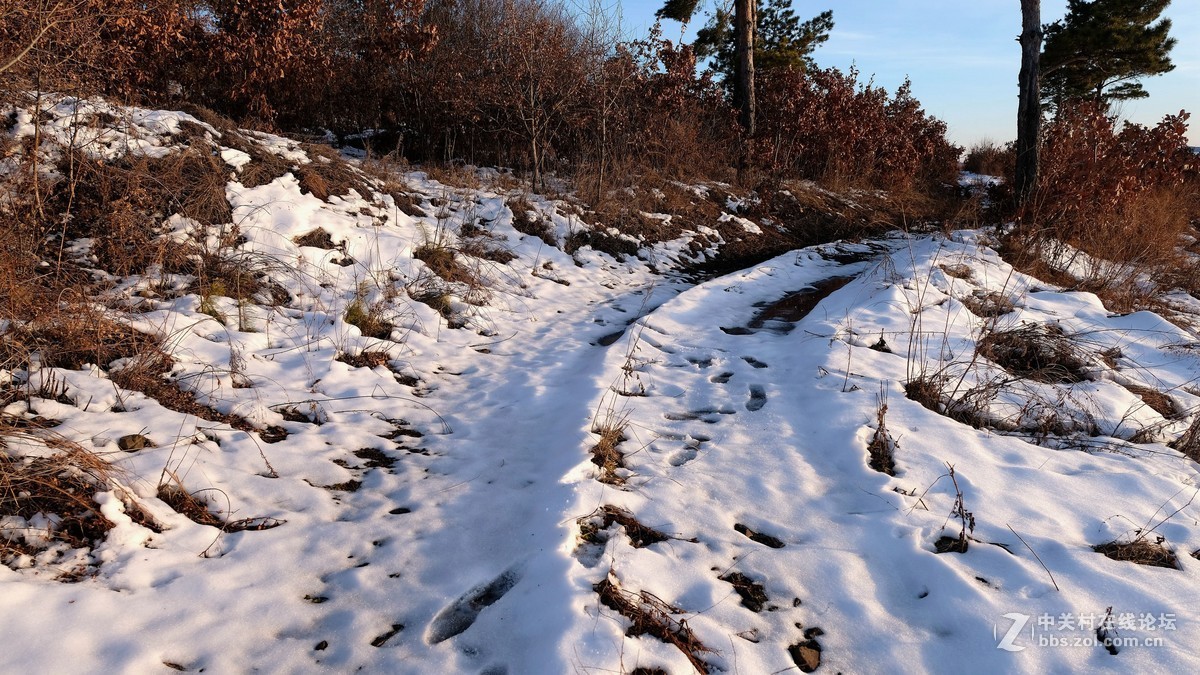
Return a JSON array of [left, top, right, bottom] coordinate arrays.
[[616, 0, 1199, 147]]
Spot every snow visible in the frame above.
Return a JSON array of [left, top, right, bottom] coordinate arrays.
[[4, 97, 1200, 673]]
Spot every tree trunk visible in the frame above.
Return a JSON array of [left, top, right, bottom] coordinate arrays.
[[734, 0, 756, 136], [1016, 0, 1042, 205]]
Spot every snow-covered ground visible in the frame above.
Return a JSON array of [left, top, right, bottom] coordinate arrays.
[[4, 98, 1200, 673]]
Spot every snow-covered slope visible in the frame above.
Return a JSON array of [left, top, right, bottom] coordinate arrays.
[[4, 98, 1200, 674]]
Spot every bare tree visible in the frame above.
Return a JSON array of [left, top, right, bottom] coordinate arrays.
[[1016, 0, 1042, 204]]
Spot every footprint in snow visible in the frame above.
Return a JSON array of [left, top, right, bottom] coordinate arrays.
[[426, 564, 523, 644], [743, 356, 769, 369], [669, 447, 698, 467], [746, 385, 767, 411]]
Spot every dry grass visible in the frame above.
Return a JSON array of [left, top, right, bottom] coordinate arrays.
[[344, 300, 394, 340], [961, 290, 1015, 318], [299, 143, 374, 200], [563, 228, 640, 260], [1094, 538, 1178, 570], [337, 350, 392, 369], [1125, 385, 1180, 420], [577, 505, 669, 549], [157, 480, 283, 533], [1, 430, 155, 572], [939, 263, 973, 280], [412, 243, 478, 286], [976, 324, 1091, 384], [1170, 415, 1200, 462], [593, 573, 714, 674], [867, 394, 897, 476], [589, 415, 628, 485], [230, 137, 294, 189], [506, 197, 557, 247], [1, 311, 160, 372], [293, 228, 337, 249]]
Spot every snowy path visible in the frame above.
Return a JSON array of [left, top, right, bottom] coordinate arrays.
[[7, 100, 1200, 674]]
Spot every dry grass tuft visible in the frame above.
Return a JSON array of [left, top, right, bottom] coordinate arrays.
[[2, 311, 160, 372], [1125, 385, 1180, 420], [977, 324, 1091, 384], [337, 350, 391, 369], [293, 228, 337, 249], [156, 480, 284, 532], [506, 197, 557, 247], [867, 395, 897, 476], [344, 300, 394, 340], [577, 505, 669, 549], [939, 263, 973, 280], [156, 483, 223, 528], [413, 243, 477, 286], [961, 290, 1015, 318], [593, 573, 714, 674], [1170, 415, 1200, 462], [1, 431, 155, 572], [297, 144, 373, 201], [230, 138, 294, 189], [1094, 538, 1178, 570], [589, 416, 628, 485], [564, 228, 640, 260]]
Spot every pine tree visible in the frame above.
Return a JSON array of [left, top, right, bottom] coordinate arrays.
[[1041, 0, 1176, 109], [655, 0, 702, 22], [695, 0, 833, 88]]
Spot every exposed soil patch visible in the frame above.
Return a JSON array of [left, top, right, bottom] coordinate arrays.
[[742, 356, 769, 369], [734, 523, 785, 548], [353, 447, 397, 470], [719, 571, 769, 612], [595, 329, 626, 347], [370, 624, 404, 647], [788, 633, 824, 673], [935, 535, 969, 554], [323, 479, 363, 493], [747, 276, 856, 331]]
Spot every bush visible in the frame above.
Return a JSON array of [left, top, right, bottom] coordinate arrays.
[[962, 140, 1015, 178], [754, 67, 961, 190], [1008, 101, 1198, 305]]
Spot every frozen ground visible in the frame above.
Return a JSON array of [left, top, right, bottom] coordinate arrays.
[[4, 98, 1200, 673]]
